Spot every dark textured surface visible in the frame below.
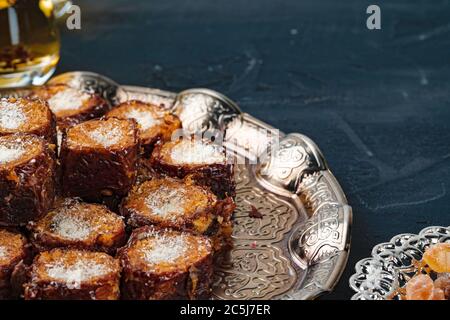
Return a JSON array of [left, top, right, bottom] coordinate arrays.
[[58, 0, 450, 299]]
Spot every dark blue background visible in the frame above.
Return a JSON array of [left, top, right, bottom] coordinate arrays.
[[58, 0, 450, 299]]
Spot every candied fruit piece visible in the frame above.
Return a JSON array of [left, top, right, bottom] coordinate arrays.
[[422, 243, 450, 273], [432, 288, 446, 300], [405, 274, 434, 300]]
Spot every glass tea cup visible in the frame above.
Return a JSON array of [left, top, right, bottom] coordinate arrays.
[[0, 0, 60, 88]]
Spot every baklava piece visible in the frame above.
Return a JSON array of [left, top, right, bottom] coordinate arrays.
[[151, 137, 235, 198], [107, 100, 181, 155], [30, 83, 109, 129], [60, 118, 139, 206], [0, 134, 56, 226], [29, 198, 126, 254], [0, 229, 29, 299], [24, 249, 121, 300], [121, 177, 235, 250], [0, 98, 56, 143], [119, 226, 213, 300]]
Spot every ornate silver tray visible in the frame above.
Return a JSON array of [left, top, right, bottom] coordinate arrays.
[[0, 71, 352, 300], [349, 225, 450, 300]]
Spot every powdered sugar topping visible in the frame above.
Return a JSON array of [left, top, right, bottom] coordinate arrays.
[[0, 100, 26, 130], [170, 139, 226, 165], [144, 185, 187, 219], [50, 212, 92, 240], [142, 233, 188, 265], [47, 88, 90, 113], [88, 125, 123, 148], [0, 144, 25, 165], [46, 260, 108, 289], [0, 246, 5, 259], [125, 109, 160, 131]]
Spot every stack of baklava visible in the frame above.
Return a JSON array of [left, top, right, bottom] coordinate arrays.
[[0, 83, 235, 300]]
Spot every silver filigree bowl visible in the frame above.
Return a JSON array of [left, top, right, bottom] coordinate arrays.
[[349, 225, 450, 300]]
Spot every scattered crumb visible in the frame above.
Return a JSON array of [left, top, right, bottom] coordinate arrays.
[[249, 205, 263, 219]]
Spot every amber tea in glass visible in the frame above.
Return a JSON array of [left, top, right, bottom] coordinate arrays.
[[0, 0, 60, 87]]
